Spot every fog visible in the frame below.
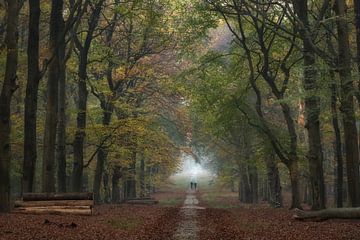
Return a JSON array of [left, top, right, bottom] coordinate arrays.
[[170, 153, 214, 188]]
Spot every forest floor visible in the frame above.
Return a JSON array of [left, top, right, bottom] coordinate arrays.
[[1, 186, 360, 239]]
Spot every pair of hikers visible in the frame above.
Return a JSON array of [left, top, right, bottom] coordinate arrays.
[[190, 181, 197, 190]]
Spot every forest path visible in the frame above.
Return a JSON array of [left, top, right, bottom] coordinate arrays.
[[173, 190, 205, 240]]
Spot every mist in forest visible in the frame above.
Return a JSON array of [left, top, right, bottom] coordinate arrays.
[[170, 153, 214, 189]]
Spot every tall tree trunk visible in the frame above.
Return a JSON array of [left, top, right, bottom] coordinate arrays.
[[72, 55, 88, 192], [42, 0, 64, 193], [0, 0, 18, 212], [335, 0, 360, 207], [23, 0, 40, 193], [56, 42, 67, 193], [330, 73, 343, 208], [354, 0, 360, 103], [71, 0, 105, 192], [325, 10, 343, 208], [292, 0, 325, 210], [93, 107, 112, 202]]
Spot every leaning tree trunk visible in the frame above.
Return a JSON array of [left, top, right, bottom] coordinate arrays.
[[23, 0, 40, 193], [0, 0, 18, 213], [42, 0, 65, 193], [335, 0, 360, 207]]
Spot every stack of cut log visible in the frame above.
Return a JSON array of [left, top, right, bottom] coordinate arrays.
[[13, 192, 94, 215], [125, 197, 158, 205]]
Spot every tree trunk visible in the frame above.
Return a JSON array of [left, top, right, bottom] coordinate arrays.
[[23, 0, 40, 193], [287, 159, 301, 209], [335, 0, 360, 207], [0, 0, 18, 213], [42, 0, 65, 193], [111, 166, 122, 203], [56, 10, 67, 193], [103, 170, 110, 203], [266, 153, 282, 208], [354, 0, 360, 104], [140, 156, 145, 197], [93, 107, 112, 203], [292, 0, 325, 210], [330, 75, 344, 208], [71, 0, 105, 192], [71, 54, 88, 192], [249, 164, 258, 203], [124, 151, 137, 199], [239, 162, 252, 203]]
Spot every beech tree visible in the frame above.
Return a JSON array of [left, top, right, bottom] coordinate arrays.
[[0, 0, 18, 212]]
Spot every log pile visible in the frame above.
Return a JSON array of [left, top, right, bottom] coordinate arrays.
[[13, 193, 94, 215]]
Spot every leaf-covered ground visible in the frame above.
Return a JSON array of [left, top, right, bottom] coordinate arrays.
[[1, 189, 360, 239], [198, 207, 360, 240], [198, 189, 360, 240], [0, 205, 181, 240]]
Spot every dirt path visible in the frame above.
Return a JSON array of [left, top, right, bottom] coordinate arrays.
[[173, 190, 205, 240]]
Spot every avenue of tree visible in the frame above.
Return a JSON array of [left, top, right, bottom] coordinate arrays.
[[1, 0, 360, 217]]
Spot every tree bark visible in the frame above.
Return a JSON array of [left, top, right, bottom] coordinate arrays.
[[140, 156, 145, 197], [292, 0, 326, 210], [72, 0, 105, 192], [42, 0, 65, 193], [249, 164, 258, 203], [0, 0, 18, 213], [93, 107, 112, 203], [56, 8, 67, 193], [111, 166, 122, 203], [103, 170, 110, 203], [334, 0, 360, 207], [72, 53, 88, 192], [354, 0, 360, 104], [23, 0, 40, 193], [330, 74, 343, 208], [287, 159, 301, 209], [266, 152, 282, 208], [124, 151, 137, 199]]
